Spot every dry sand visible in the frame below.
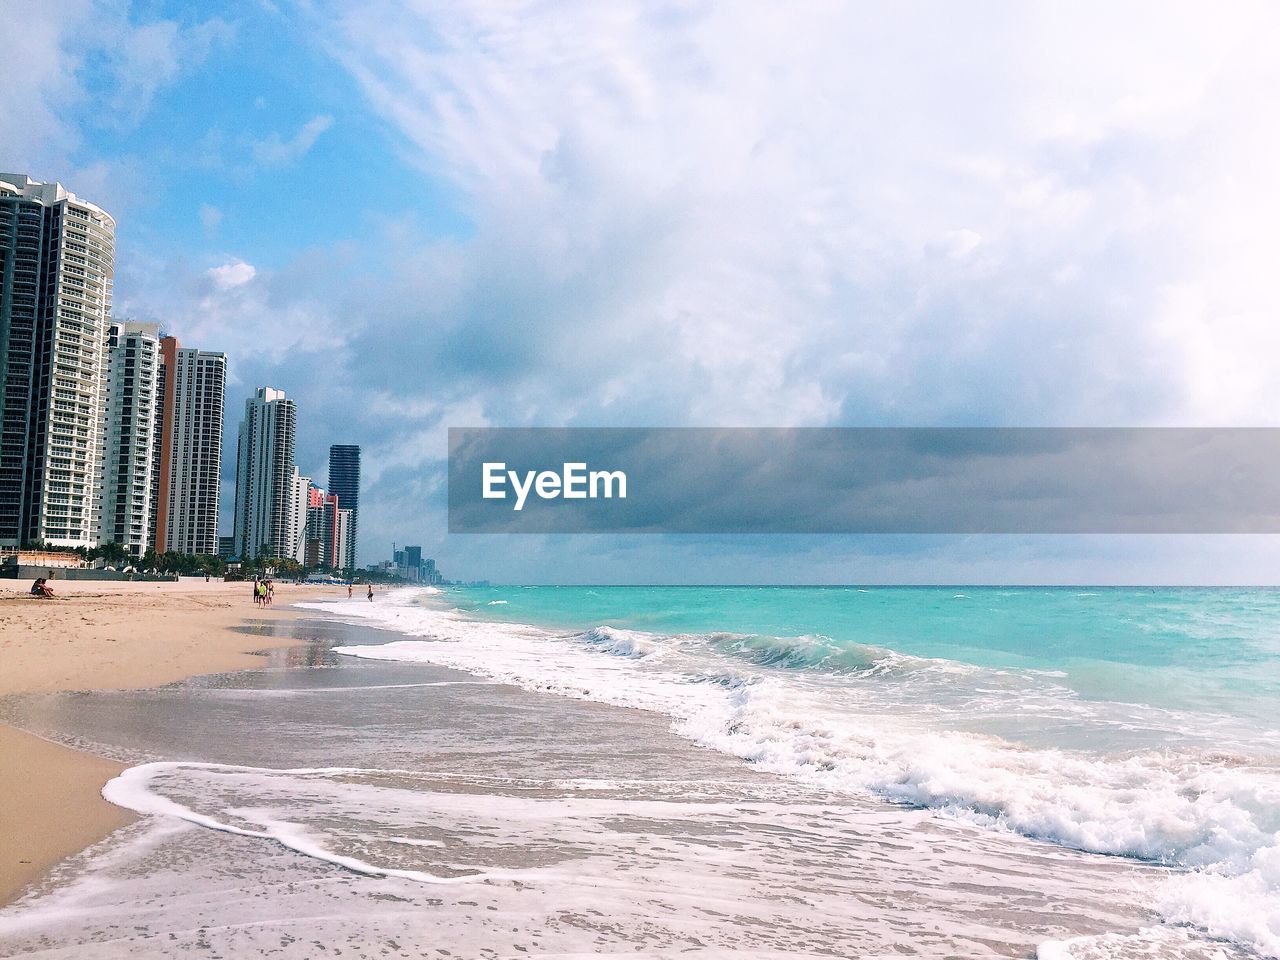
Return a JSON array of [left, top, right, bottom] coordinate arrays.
[[0, 577, 340, 904]]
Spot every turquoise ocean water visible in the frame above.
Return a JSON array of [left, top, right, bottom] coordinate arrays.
[[312, 583, 1278, 956], [9, 584, 1272, 958], [449, 584, 1280, 733]]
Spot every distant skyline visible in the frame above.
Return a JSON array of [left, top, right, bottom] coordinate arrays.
[[6, 2, 1280, 582]]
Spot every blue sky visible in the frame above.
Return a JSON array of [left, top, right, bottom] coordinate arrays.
[[5, 1, 1280, 583]]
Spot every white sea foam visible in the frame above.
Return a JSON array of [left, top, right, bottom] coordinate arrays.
[[102, 762, 552, 885], [99, 761, 833, 890], [1037, 925, 1252, 959], [299, 590, 1280, 958], [25, 752, 1149, 958]]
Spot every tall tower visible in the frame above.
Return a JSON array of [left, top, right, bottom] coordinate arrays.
[[154, 336, 226, 555], [97, 322, 160, 557], [303, 485, 347, 571], [233, 387, 297, 560], [0, 174, 114, 548], [328, 444, 360, 570], [288, 467, 309, 563], [334, 507, 352, 575]]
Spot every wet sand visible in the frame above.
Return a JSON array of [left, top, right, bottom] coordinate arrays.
[[0, 578, 339, 904]]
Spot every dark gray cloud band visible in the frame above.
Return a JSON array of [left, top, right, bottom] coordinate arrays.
[[449, 428, 1280, 534]]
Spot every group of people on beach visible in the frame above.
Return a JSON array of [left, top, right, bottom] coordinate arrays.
[[248, 577, 375, 605], [252, 578, 274, 606]]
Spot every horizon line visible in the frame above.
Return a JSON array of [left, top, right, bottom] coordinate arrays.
[[432, 582, 1280, 589]]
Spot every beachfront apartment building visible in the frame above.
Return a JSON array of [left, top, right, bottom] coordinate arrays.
[[328, 444, 360, 570], [0, 174, 114, 549], [233, 386, 298, 560], [154, 337, 226, 555], [305, 485, 339, 569], [289, 467, 309, 563], [97, 322, 161, 556], [335, 506, 352, 574], [0, 174, 232, 558], [302, 484, 354, 572]]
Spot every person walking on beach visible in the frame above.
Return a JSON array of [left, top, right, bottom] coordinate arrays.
[[253, 579, 261, 605], [367, 584, 374, 602], [347, 584, 353, 599]]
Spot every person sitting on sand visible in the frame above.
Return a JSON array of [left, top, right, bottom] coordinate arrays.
[[30, 577, 55, 599]]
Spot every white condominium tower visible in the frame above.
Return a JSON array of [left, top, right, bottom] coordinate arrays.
[[154, 337, 226, 555], [97, 322, 160, 556], [334, 506, 353, 574], [288, 467, 309, 563], [0, 174, 114, 548], [233, 386, 298, 560]]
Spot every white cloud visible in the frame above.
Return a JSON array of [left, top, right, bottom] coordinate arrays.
[[0, 0, 89, 169], [102, 2, 1280, 569], [206, 260, 257, 290], [939, 230, 983, 261], [101, 20, 182, 128], [251, 114, 335, 167], [293, 0, 1280, 436], [0, 5, 231, 170], [118, 247, 351, 372], [103, 17, 232, 129]]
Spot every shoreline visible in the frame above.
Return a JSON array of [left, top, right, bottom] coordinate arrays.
[[0, 602, 1173, 958], [0, 578, 338, 906]]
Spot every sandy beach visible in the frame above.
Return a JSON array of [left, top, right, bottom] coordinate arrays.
[[0, 578, 335, 905]]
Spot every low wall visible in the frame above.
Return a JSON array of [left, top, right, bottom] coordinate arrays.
[[0, 566, 179, 582]]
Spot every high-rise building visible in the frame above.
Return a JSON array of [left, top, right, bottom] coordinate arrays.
[[335, 507, 352, 575], [395, 544, 426, 582], [403, 544, 422, 580], [303, 484, 324, 567], [233, 387, 297, 560], [289, 467, 309, 562], [0, 174, 114, 548], [154, 336, 226, 555], [97, 322, 160, 556], [304, 484, 344, 569], [328, 444, 360, 570], [146, 343, 167, 552]]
